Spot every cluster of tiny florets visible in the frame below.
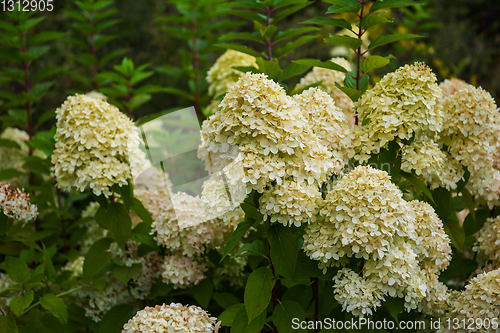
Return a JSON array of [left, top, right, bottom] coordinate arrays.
[[439, 78, 470, 97], [440, 86, 500, 206], [52, 94, 147, 196], [295, 57, 354, 126], [161, 254, 207, 289], [122, 303, 218, 333], [207, 50, 257, 98], [0, 182, 38, 226], [353, 63, 443, 162], [304, 166, 452, 316], [401, 140, 464, 190], [474, 216, 500, 268]]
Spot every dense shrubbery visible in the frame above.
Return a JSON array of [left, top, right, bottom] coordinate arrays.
[[1, 1, 500, 333]]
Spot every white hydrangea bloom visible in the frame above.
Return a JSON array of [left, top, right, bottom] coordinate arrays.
[[333, 268, 385, 317], [259, 179, 323, 227], [446, 269, 500, 333], [0, 182, 38, 226], [295, 57, 355, 127], [440, 86, 500, 207], [207, 50, 258, 98], [401, 140, 464, 190], [474, 216, 500, 268], [439, 78, 470, 97], [161, 254, 207, 289], [52, 94, 147, 197], [353, 63, 443, 162], [200, 72, 333, 194], [123, 303, 218, 333]]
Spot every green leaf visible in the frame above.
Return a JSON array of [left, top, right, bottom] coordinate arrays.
[[83, 238, 113, 280], [0, 139, 21, 149], [20, 17, 45, 32], [463, 209, 488, 236], [221, 217, 256, 261], [0, 315, 17, 333], [275, 35, 317, 59], [221, 10, 265, 23], [104, 202, 132, 251], [192, 279, 213, 309], [262, 25, 278, 39], [98, 304, 134, 333], [274, 3, 310, 22], [273, 0, 309, 8], [233, 66, 262, 74], [42, 245, 57, 282], [326, 3, 362, 14], [325, 34, 363, 50], [30, 31, 65, 47], [131, 198, 153, 224], [214, 43, 265, 59], [267, 224, 298, 280], [460, 188, 475, 221], [444, 213, 465, 250], [245, 266, 275, 322], [360, 55, 390, 73], [214, 293, 240, 309], [343, 71, 369, 92], [273, 300, 306, 333], [361, 15, 393, 30], [0, 168, 24, 181], [219, 303, 244, 327], [40, 294, 68, 325], [400, 171, 435, 205], [220, 32, 262, 42], [335, 84, 362, 102], [30, 81, 54, 99], [302, 17, 351, 30], [369, 0, 418, 13], [256, 58, 281, 79], [9, 290, 34, 317], [384, 296, 405, 322], [274, 27, 319, 42], [368, 33, 423, 50], [3, 257, 30, 284], [231, 306, 266, 333], [293, 59, 348, 73], [279, 62, 310, 81], [113, 263, 142, 285]]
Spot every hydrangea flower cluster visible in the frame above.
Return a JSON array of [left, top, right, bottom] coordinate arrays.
[[52, 94, 147, 196], [352, 63, 443, 162], [401, 140, 464, 190], [0, 182, 38, 226], [122, 303, 218, 333], [473, 216, 500, 268], [206, 50, 257, 98], [304, 166, 451, 316], [439, 78, 470, 97], [200, 73, 351, 227], [161, 254, 208, 289], [295, 57, 354, 126], [440, 86, 500, 206], [446, 268, 500, 332]]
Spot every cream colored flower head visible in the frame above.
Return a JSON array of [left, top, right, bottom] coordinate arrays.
[[295, 57, 354, 126], [353, 63, 443, 162], [52, 94, 144, 197], [200, 72, 333, 193], [161, 254, 207, 289], [303, 166, 415, 271], [401, 140, 464, 190], [439, 78, 470, 97], [0, 182, 38, 226], [207, 50, 257, 98], [474, 216, 500, 267], [122, 303, 218, 333]]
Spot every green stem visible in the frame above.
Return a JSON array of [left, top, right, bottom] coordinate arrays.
[[22, 286, 83, 315]]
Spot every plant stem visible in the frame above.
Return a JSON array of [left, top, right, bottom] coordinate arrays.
[[354, 1, 366, 126], [265, 7, 273, 60]]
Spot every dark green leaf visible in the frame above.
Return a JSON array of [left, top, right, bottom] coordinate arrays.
[[360, 55, 390, 73], [0, 139, 21, 149], [214, 43, 265, 58], [400, 171, 435, 205], [244, 266, 275, 322], [275, 27, 319, 42], [275, 35, 316, 58], [232, 66, 262, 74], [9, 290, 34, 316], [214, 293, 240, 309], [0, 169, 24, 181], [221, 10, 265, 23], [3, 257, 30, 284], [302, 17, 351, 30], [335, 84, 362, 102], [98, 304, 134, 333], [219, 304, 244, 327], [326, 3, 362, 14], [463, 209, 489, 236], [282, 284, 313, 310], [343, 71, 369, 92], [42, 245, 57, 282], [40, 294, 68, 325], [221, 217, 256, 261], [192, 279, 213, 309], [231, 306, 266, 333], [443, 213, 465, 250], [279, 62, 310, 81], [220, 32, 262, 42], [267, 224, 298, 279], [0, 315, 17, 333], [368, 33, 422, 50], [83, 238, 113, 280], [30, 31, 65, 47], [131, 198, 153, 224], [256, 58, 281, 79], [113, 263, 142, 285], [361, 15, 393, 30], [274, 3, 310, 22], [104, 202, 132, 251], [30, 81, 54, 99], [273, 0, 309, 8], [273, 300, 306, 333], [262, 25, 278, 39], [369, 0, 418, 13], [325, 34, 363, 50], [293, 59, 348, 73], [384, 296, 405, 322]]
